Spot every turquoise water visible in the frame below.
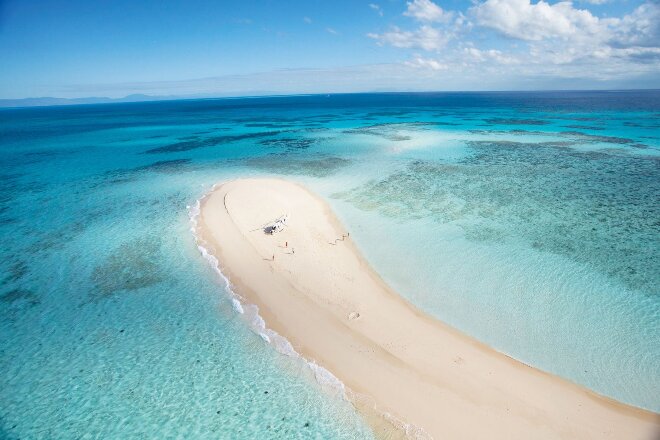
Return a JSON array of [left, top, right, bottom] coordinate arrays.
[[1, 92, 659, 438]]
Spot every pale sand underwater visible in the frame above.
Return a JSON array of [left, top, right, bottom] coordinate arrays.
[[198, 178, 659, 439]]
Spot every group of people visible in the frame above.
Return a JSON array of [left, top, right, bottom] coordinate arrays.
[[272, 240, 294, 261], [270, 232, 350, 261]]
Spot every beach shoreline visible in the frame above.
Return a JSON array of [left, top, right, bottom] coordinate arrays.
[[196, 177, 659, 439]]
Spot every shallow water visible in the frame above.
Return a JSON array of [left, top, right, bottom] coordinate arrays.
[[1, 92, 659, 438]]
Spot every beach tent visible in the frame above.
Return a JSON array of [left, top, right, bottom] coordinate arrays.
[[264, 214, 288, 234]]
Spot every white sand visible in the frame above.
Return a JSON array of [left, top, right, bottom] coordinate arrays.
[[198, 178, 659, 439]]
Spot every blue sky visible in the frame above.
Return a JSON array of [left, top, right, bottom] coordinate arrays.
[[1, 0, 658, 98]]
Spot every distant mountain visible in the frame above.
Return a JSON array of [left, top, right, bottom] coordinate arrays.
[[0, 94, 177, 108]]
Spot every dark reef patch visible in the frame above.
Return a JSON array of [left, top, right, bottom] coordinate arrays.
[[232, 117, 298, 124], [467, 129, 649, 149], [144, 131, 280, 154], [343, 123, 434, 141], [244, 154, 351, 177], [244, 123, 295, 129], [0, 288, 39, 306], [91, 235, 166, 298], [365, 111, 413, 117], [105, 173, 141, 186], [559, 132, 647, 148], [21, 220, 86, 255], [1, 259, 29, 285], [103, 159, 194, 185], [484, 118, 549, 126], [564, 125, 605, 131], [21, 148, 79, 163], [335, 142, 660, 293], [134, 159, 193, 173], [554, 116, 600, 122], [259, 138, 316, 152], [0, 172, 27, 194], [468, 129, 548, 136], [559, 131, 632, 143], [0, 172, 29, 224], [623, 121, 660, 129]]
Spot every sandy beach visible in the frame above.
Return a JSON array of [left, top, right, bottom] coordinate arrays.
[[197, 177, 659, 439]]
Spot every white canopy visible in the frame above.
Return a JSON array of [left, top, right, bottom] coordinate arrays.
[[264, 214, 288, 234]]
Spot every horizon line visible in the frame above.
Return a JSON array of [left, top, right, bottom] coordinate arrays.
[[2, 88, 660, 110]]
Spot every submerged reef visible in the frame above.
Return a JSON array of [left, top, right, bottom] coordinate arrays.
[[335, 142, 659, 294], [244, 154, 351, 178]]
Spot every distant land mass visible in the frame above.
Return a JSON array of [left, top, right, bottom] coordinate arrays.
[[3, 89, 659, 109], [0, 94, 185, 108], [0, 92, 288, 108]]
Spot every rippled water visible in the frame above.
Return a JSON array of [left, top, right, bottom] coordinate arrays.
[[1, 92, 659, 438]]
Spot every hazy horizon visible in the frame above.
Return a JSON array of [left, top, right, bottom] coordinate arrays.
[[3, 88, 660, 109], [2, 0, 659, 100]]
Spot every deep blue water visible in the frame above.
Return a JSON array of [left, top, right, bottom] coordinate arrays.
[[1, 91, 659, 438]]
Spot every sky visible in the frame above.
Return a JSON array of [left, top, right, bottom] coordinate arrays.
[[1, 0, 659, 99]]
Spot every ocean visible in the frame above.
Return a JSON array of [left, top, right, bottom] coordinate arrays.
[[1, 91, 658, 438]]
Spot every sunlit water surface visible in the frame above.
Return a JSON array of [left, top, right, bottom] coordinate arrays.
[[1, 92, 659, 438]]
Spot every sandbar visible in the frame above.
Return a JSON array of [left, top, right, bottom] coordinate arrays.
[[197, 178, 659, 439]]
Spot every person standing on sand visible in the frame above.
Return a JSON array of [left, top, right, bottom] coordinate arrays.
[[272, 254, 275, 261]]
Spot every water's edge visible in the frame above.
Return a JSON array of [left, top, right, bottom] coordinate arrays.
[[187, 186, 432, 440]]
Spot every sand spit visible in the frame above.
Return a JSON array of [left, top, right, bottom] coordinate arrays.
[[197, 178, 659, 439]]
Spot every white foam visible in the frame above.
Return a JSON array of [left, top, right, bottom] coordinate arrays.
[[187, 200, 201, 234], [231, 297, 244, 314], [309, 361, 346, 397], [265, 329, 297, 357], [381, 411, 433, 440]]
